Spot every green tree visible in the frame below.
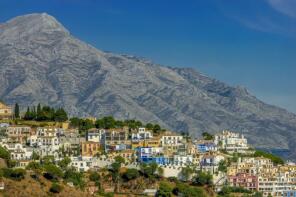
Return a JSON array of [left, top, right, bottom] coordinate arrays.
[[218, 160, 227, 173], [50, 183, 63, 193], [24, 107, 34, 120], [153, 124, 161, 133], [140, 162, 159, 180], [70, 117, 81, 128], [193, 171, 213, 186], [173, 182, 206, 197], [54, 108, 68, 122], [26, 161, 42, 171], [0, 146, 10, 160], [36, 103, 42, 120], [97, 116, 116, 129], [43, 164, 63, 181], [41, 155, 54, 165], [146, 123, 154, 130], [122, 168, 139, 181], [32, 151, 40, 160], [1, 168, 26, 181], [58, 157, 71, 170], [14, 103, 20, 119], [64, 168, 85, 188], [254, 150, 284, 165], [114, 156, 125, 164], [89, 171, 100, 182], [110, 162, 121, 193], [202, 132, 214, 140], [252, 192, 263, 197], [156, 181, 173, 197], [180, 166, 194, 181]]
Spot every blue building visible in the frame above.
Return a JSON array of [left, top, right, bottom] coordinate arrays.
[[197, 142, 217, 153], [137, 147, 170, 165], [283, 191, 296, 197]]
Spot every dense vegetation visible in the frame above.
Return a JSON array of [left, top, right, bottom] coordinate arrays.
[[70, 116, 165, 135], [202, 132, 214, 140], [254, 150, 284, 165], [23, 103, 68, 122]]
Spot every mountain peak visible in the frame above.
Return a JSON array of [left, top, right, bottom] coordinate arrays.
[[1, 13, 296, 160], [0, 13, 69, 39]]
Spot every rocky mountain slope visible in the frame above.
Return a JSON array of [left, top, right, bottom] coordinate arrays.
[[1, 13, 296, 159]]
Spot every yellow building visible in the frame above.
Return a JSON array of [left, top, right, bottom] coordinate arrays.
[[131, 137, 161, 149], [6, 126, 31, 144], [81, 141, 101, 157], [108, 149, 136, 162], [0, 102, 12, 120]]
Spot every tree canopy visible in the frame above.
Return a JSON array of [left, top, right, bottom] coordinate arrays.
[[254, 150, 284, 165], [24, 104, 68, 122]]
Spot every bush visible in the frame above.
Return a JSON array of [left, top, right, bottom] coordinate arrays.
[[193, 171, 213, 186], [122, 168, 139, 181], [0, 146, 10, 160], [58, 157, 71, 170], [103, 192, 114, 197], [219, 186, 252, 196], [43, 164, 63, 180], [173, 182, 206, 197], [1, 168, 26, 181], [89, 171, 100, 182], [202, 132, 214, 140], [63, 168, 85, 188], [254, 150, 284, 165], [26, 161, 42, 171], [50, 183, 63, 193], [156, 181, 173, 197]]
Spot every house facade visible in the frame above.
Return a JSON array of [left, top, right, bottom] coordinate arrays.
[[0, 102, 12, 120]]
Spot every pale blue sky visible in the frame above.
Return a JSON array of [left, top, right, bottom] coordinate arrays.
[[1, 0, 296, 112]]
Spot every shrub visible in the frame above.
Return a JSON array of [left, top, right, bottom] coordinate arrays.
[[202, 132, 214, 140], [43, 164, 63, 180], [89, 171, 100, 182], [58, 157, 71, 170], [193, 171, 213, 186], [1, 168, 26, 181], [0, 146, 10, 160], [254, 150, 284, 165], [219, 186, 252, 196], [122, 168, 139, 181], [49, 183, 63, 193], [26, 161, 42, 171], [173, 182, 206, 197], [63, 168, 85, 188], [156, 181, 173, 197]]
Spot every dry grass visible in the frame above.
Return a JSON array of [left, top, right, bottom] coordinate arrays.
[[0, 175, 91, 197]]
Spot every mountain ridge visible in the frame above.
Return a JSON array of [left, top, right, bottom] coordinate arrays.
[[1, 13, 296, 159]]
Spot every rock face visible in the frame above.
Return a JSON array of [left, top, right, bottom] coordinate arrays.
[[1, 13, 296, 159]]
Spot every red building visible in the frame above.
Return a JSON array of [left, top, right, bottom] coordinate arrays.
[[228, 173, 258, 191]]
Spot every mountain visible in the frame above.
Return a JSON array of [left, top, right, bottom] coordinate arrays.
[[1, 13, 296, 159]]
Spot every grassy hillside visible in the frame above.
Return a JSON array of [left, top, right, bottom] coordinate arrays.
[[0, 175, 90, 197]]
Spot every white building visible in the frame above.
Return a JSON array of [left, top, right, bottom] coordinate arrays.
[[131, 127, 153, 142], [1, 143, 33, 160], [36, 127, 62, 137], [214, 130, 249, 153], [173, 154, 193, 166], [70, 156, 94, 172], [160, 134, 183, 146], [200, 154, 225, 174], [258, 172, 294, 197], [86, 128, 105, 143]]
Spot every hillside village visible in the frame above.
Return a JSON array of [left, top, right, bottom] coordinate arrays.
[[0, 102, 295, 197]]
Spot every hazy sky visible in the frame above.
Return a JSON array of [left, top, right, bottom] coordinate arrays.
[[1, 0, 296, 112]]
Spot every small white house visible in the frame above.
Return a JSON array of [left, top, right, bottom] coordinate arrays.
[[132, 128, 153, 142]]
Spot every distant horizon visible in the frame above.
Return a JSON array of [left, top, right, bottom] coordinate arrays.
[[1, 0, 295, 113]]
